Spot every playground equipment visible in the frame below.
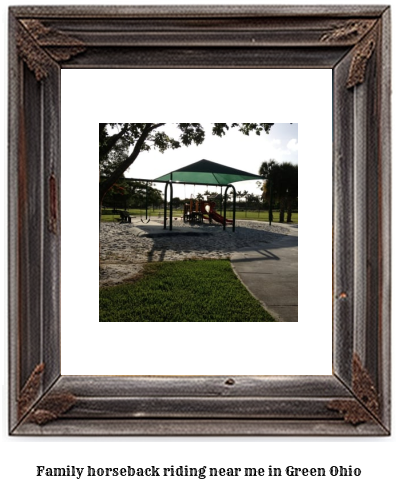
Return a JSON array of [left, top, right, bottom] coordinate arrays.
[[183, 195, 204, 223], [108, 158, 262, 232], [183, 197, 233, 225], [201, 200, 233, 225]]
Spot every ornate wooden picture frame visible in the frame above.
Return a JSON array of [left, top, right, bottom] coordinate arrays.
[[9, 5, 391, 435]]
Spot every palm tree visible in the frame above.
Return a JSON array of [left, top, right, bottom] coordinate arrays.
[[236, 190, 243, 205], [283, 164, 298, 222], [241, 190, 249, 217], [259, 159, 280, 221], [259, 160, 298, 223], [204, 190, 211, 201]]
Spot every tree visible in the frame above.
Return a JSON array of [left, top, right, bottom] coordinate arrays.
[[100, 136, 130, 177], [281, 163, 298, 223], [172, 197, 181, 208], [203, 189, 211, 200], [259, 159, 298, 223], [207, 191, 219, 201], [247, 193, 261, 207], [101, 180, 129, 210], [259, 159, 280, 222], [99, 123, 274, 223]]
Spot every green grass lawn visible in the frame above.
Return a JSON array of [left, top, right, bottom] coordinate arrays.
[[99, 259, 275, 322], [101, 208, 298, 224]]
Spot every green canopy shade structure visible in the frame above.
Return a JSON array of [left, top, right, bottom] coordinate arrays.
[[154, 159, 261, 232], [154, 159, 260, 186]]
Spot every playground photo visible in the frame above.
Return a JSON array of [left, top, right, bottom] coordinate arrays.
[[99, 124, 298, 323]]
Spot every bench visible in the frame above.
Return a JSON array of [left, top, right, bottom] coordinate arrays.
[[117, 210, 132, 223]]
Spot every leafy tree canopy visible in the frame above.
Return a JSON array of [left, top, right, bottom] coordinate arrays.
[[259, 159, 298, 198], [259, 159, 298, 222], [99, 123, 274, 203]]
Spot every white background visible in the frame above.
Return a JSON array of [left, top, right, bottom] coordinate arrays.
[[61, 69, 332, 376], [1, 1, 398, 491]]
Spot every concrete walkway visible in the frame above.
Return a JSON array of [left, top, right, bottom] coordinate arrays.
[[106, 218, 298, 322], [230, 223, 298, 322]]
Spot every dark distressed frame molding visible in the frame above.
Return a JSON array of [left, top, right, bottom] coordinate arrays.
[[8, 5, 391, 436]]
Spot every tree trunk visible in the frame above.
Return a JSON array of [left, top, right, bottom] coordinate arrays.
[[279, 196, 286, 223], [286, 197, 293, 223]]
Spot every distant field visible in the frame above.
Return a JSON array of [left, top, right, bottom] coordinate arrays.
[[101, 208, 298, 224]]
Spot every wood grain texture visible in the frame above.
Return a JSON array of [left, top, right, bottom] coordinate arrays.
[[8, 10, 21, 430], [41, 59, 62, 391], [8, 5, 391, 436], [378, 7, 392, 432], [54, 375, 350, 397], [15, 418, 385, 437], [14, 17, 379, 48], [18, 65, 44, 394], [60, 46, 349, 70], [333, 52, 355, 385], [9, 5, 390, 18]]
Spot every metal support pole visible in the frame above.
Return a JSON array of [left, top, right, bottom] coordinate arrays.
[[164, 182, 169, 230], [224, 184, 236, 232], [232, 185, 236, 232], [223, 187, 226, 231], [163, 181, 174, 231], [145, 182, 148, 220], [169, 181, 173, 231]]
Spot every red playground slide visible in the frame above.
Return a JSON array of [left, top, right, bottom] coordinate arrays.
[[200, 201, 233, 224], [208, 210, 233, 224]]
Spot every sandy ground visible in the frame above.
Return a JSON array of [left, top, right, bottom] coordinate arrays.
[[99, 219, 289, 287]]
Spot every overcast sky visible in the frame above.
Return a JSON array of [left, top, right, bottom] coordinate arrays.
[[124, 123, 298, 198]]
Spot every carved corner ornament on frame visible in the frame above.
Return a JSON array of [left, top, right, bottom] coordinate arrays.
[[8, 5, 391, 436]]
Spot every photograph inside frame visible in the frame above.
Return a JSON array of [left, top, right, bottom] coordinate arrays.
[[99, 123, 299, 323]]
